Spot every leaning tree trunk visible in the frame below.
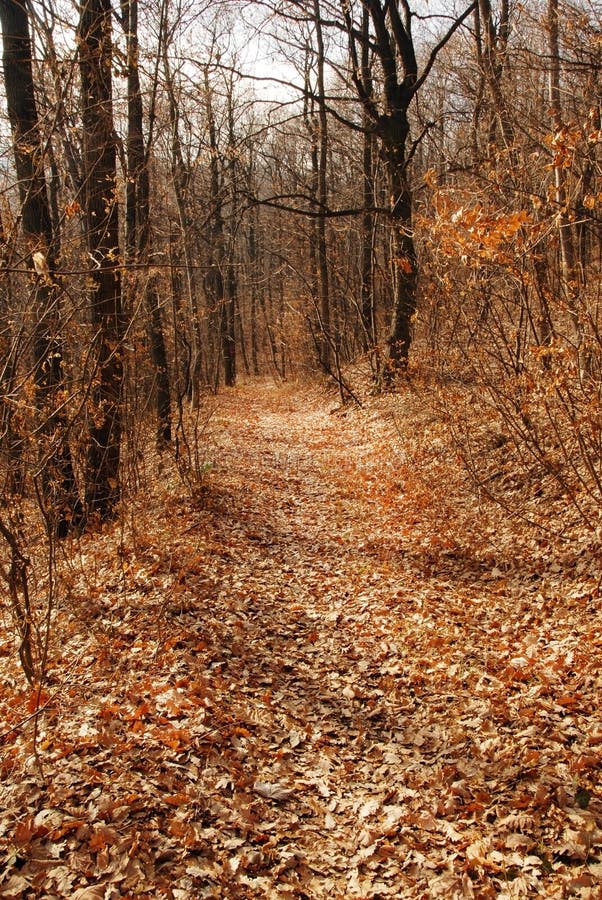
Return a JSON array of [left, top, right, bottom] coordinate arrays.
[[79, 0, 124, 520], [0, 0, 82, 533]]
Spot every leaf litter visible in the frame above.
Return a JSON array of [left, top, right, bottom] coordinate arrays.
[[0, 379, 600, 898]]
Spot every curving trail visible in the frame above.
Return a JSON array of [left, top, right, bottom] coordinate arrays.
[[0, 383, 600, 899]]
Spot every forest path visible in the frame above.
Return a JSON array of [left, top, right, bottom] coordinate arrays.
[[183, 381, 452, 893], [166, 382, 600, 898], [1, 381, 600, 899]]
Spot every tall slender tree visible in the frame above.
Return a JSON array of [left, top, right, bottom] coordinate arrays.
[[477, 0, 513, 151], [359, 5, 376, 356], [547, 0, 580, 344], [162, 17, 203, 405], [312, 0, 331, 370], [78, 0, 124, 519], [0, 0, 81, 533], [121, 0, 172, 444], [203, 67, 233, 387]]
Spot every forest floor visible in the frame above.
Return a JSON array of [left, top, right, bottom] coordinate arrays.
[[0, 377, 601, 899]]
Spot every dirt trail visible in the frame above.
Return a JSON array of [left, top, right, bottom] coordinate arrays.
[[176, 384, 601, 898], [1, 383, 600, 899]]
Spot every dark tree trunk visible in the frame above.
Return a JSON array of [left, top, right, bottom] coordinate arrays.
[[224, 81, 238, 387], [378, 113, 418, 366], [313, 0, 331, 371], [79, 0, 124, 520], [122, 0, 171, 445], [478, 0, 514, 151], [0, 0, 51, 243], [360, 9, 376, 354], [247, 210, 261, 376], [342, 0, 476, 373], [0, 0, 82, 533]]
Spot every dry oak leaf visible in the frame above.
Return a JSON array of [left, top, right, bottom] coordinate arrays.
[[70, 887, 107, 900], [253, 781, 295, 801]]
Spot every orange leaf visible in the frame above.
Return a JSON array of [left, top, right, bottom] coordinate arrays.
[[164, 792, 192, 806], [153, 726, 191, 750], [14, 819, 34, 844], [27, 688, 50, 713], [396, 256, 414, 274], [130, 701, 152, 720]]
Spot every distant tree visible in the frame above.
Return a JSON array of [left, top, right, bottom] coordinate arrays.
[[359, 6, 376, 358], [203, 65, 235, 388], [308, 0, 332, 371], [160, 8, 204, 405], [340, 0, 477, 370]]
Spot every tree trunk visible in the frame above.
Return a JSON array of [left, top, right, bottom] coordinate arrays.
[[79, 0, 124, 520], [548, 0, 580, 344], [247, 210, 261, 376], [312, 0, 331, 371], [122, 0, 171, 444], [360, 7, 376, 354], [342, 1, 476, 373], [478, 0, 514, 151], [162, 41, 203, 404], [204, 70, 235, 388], [224, 79, 238, 387], [379, 114, 418, 368], [0, 0, 82, 533]]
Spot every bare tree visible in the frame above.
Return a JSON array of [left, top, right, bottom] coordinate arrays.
[[204, 66, 235, 387], [78, 0, 125, 519], [476, 0, 513, 152], [340, 0, 477, 371], [359, 6, 376, 357], [311, 0, 332, 370], [548, 0, 580, 344], [121, 0, 172, 444], [0, 0, 82, 534]]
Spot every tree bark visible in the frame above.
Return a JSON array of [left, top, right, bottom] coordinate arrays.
[[79, 0, 124, 519], [122, 0, 171, 444], [163, 41, 203, 403], [0, 0, 82, 533], [312, 0, 331, 371], [547, 0, 580, 344], [342, 1, 476, 372], [377, 114, 418, 367], [360, 8, 376, 354], [224, 76, 238, 387], [204, 69, 235, 388], [478, 0, 514, 151]]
